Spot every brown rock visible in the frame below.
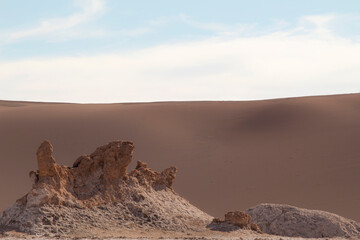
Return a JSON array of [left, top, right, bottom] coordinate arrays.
[[129, 160, 177, 190], [207, 211, 259, 232], [89, 141, 134, 182], [224, 211, 251, 228], [159, 166, 177, 188], [211, 217, 222, 224], [18, 140, 177, 208], [36, 141, 57, 178], [250, 222, 262, 233]]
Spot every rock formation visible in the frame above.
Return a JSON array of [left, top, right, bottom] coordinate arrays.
[[246, 203, 360, 238], [0, 140, 212, 236]]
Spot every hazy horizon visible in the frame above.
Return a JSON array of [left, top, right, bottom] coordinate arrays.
[[1, 92, 360, 104]]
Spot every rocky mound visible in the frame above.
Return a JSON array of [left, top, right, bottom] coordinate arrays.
[[246, 203, 360, 238], [0, 141, 212, 237]]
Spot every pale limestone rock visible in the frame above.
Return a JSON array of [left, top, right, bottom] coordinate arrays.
[[247, 203, 360, 238]]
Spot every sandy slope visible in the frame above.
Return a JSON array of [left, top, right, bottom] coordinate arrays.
[[0, 94, 359, 222]]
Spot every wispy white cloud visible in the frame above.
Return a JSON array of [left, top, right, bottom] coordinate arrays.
[[296, 14, 337, 38], [147, 13, 342, 39], [178, 14, 255, 36], [7, 0, 105, 41], [148, 14, 255, 37], [118, 28, 153, 37], [0, 14, 359, 103]]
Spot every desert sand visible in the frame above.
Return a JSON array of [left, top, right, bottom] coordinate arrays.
[[0, 93, 360, 227]]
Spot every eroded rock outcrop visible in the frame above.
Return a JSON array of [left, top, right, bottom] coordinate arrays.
[[0, 140, 212, 236], [19, 140, 139, 208], [130, 160, 177, 190], [19, 140, 179, 208], [246, 203, 360, 238]]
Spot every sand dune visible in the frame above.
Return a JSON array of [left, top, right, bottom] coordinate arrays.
[[0, 93, 359, 222]]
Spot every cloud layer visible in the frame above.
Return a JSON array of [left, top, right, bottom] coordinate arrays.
[[0, 10, 359, 103]]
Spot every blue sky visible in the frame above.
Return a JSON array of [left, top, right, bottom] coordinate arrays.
[[0, 0, 360, 102]]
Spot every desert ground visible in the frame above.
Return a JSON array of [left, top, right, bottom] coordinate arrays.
[[0, 93, 359, 222], [0, 232, 356, 240]]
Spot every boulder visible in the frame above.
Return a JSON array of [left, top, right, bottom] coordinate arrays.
[[246, 203, 360, 238], [224, 211, 251, 228], [208, 210, 261, 233]]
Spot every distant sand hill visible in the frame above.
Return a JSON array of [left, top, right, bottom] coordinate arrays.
[[0, 93, 359, 222]]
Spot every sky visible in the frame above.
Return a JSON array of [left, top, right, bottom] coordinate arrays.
[[0, 0, 360, 103]]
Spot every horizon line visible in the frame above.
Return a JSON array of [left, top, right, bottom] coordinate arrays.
[[0, 92, 359, 105]]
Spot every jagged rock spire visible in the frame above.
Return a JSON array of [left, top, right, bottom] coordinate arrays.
[[36, 140, 57, 178]]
